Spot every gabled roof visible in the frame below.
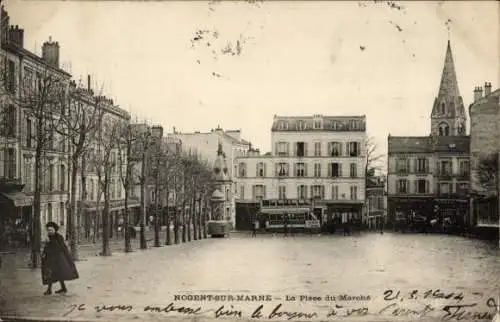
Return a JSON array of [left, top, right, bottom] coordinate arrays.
[[388, 136, 432, 153]]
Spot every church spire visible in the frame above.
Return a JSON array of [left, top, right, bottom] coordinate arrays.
[[437, 40, 460, 98]]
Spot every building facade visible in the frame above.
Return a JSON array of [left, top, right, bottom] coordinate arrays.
[[171, 126, 251, 227], [0, 6, 72, 246], [387, 41, 471, 228], [235, 114, 367, 231], [366, 175, 387, 229], [469, 82, 500, 228]]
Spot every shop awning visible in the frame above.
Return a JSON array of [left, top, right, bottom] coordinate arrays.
[[0, 191, 33, 207], [260, 207, 310, 215]]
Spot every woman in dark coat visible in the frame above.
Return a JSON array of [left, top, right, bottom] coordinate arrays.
[[42, 222, 79, 295]]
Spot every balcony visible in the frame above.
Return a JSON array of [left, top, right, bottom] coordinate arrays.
[[437, 171, 452, 180]]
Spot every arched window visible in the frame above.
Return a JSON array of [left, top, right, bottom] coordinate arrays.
[[438, 122, 449, 136], [440, 102, 446, 115]]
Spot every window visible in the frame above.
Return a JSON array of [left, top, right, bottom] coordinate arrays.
[[297, 120, 306, 130], [238, 162, 247, 177], [349, 163, 357, 177], [5, 148, 16, 179], [26, 118, 32, 148], [459, 160, 469, 177], [438, 122, 449, 136], [457, 182, 469, 194], [297, 185, 307, 199], [439, 160, 452, 176], [329, 142, 341, 157], [350, 186, 358, 200], [440, 102, 446, 115], [416, 157, 427, 173], [256, 162, 266, 177], [276, 142, 288, 156], [60, 202, 65, 226], [314, 142, 321, 156], [240, 184, 245, 199], [313, 120, 322, 129], [295, 162, 305, 177], [48, 164, 54, 191], [458, 123, 465, 135], [312, 185, 324, 199], [7, 60, 15, 92], [397, 158, 409, 173], [59, 164, 65, 191], [417, 179, 427, 194], [313, 163, 321, 177], [296, 142, 305, 157], [332, 185, 339, 200], [89, 179, 94, 201], [276, 163, 289, 177], [439, 182, 452, 195], [253, 185, 266, 200], [47, 203, 53, 222], [397, 179, 408, 194], [2, 105, 16, 138], [278, 186, 286, 199], [278, 121, 288, 130], [23, 159, 32, 192], [349, 142, 360, 157], [329, 162, 341, 177]]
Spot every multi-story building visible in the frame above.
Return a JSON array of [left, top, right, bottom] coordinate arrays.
[[366, 175, 387, 229], [171, 126, 251, 226], [0, 6, 72, 245], [235, 114, 367, 230], [469, 82, 499, 229], [387, 41, 471, 227]]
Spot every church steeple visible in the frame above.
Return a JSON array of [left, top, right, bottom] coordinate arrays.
[[430, 40, 467, 137], [437, 40, 460, 98]]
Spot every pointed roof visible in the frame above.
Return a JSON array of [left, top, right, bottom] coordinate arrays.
[[438, 40, 460, 98]]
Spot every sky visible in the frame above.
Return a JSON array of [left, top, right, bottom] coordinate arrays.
[[4, 0, 499, 161]]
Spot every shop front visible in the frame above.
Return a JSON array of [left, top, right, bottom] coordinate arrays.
[[387, 196, 434, 227], [0, 180, 33, 249]]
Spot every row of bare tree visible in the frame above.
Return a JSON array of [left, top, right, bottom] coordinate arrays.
[[0, 62, 217, 267]]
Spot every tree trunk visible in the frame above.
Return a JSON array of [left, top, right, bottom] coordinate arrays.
[[174, 207, 179, 244], [31, 148, 42, 269], [165, 189, 171, 245], [197, 196, 202, 239], [203, 198, 208, 239], [153, 173, 160, 247], [68, 155, 79, 260], [182, 200, 187, 243], [192, 193, 197, 241], [101, 177, 111, 256], [139, 159, 147, 249]]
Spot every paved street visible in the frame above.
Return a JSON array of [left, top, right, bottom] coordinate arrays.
[[0, 232, 499, 322]]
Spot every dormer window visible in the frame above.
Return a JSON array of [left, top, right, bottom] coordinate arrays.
[[298, 120, 306, 130], [331, 121, 337, 130], [278, 121, 288, 130]]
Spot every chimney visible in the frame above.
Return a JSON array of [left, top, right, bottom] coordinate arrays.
[[87, 75, 91, 91], [42, 37, 60, 68], [1, 6, 10, 45], [484, 82, 492, 96], [473, 86, 483, 102], [8, 25, 23, 48]]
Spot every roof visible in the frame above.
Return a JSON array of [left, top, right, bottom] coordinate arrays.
[[388, 135, 470, 154], [438, 41, 460, 98], [433, 135, 470, 153], [388, 136, 432, 153], [271, 115, 366, 132]]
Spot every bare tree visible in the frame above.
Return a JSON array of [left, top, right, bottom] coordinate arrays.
[[116, 119, 137, 253], [365, 136, 385, 178], [52, 80, 103, 260], [16, 65, 69, 268], [88, 107, 121, 256]]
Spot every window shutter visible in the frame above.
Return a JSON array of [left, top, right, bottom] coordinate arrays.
[[413, 180, 418, 194], [263, 185, 266, 199], [304, 186, 308, 199], [327, 163, 332, 177], [310, 186, 313, 198], [321, 186, 325, 199], [304, 163, 308, 177], [304, 142, 308, 157], [297, 186, 300, 199], [22, 113, 27, 147], [293, 163, 296, 177], [286, 142, 290, 156], [339, 163, 343, 177], [328, 142, 332, 156], [345, 142, 349, 156], [255, 164, 259, 177], [275, 142, 278, 155], [275, 163, 278, 176], [252, 185, 256, 199], [425, 180, 430, 194], [406, 159, 410, 173], [263, 163, 267, 177], [318, 164, 321, 177], [357, 141, 361, 156], [293, 143, 297, 156], [413, 159, 417, 173]]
